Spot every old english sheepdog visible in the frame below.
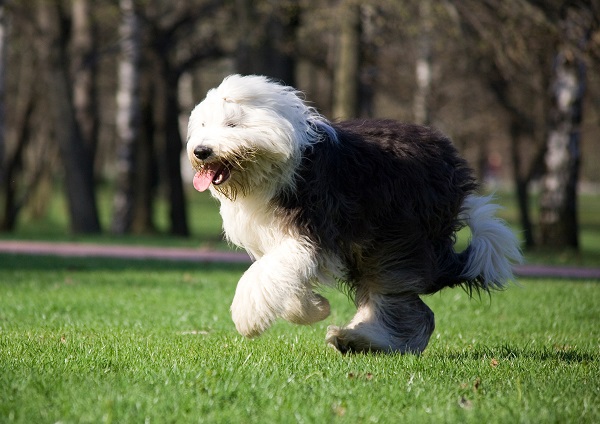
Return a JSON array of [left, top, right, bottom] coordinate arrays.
[[186, 74, 522, 354]]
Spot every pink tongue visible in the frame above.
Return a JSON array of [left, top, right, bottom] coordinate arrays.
[[193, 169, 216, 192]]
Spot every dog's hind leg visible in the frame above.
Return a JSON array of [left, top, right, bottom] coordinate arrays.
[[326, 290, 435, 354], [230, 238, 330, 338]]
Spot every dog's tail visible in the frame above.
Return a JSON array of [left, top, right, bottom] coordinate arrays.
[[457, 194, 523, 292]]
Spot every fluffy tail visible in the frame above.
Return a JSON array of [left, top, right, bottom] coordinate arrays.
[[459, 194, 523, 291]]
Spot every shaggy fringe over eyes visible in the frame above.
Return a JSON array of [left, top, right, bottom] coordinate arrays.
[[216, 75, 338, 150]]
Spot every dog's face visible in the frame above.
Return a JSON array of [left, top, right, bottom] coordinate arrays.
[[186, 75, 318, 200]]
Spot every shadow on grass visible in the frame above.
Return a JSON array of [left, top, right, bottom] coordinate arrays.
[[1, 253, 249, 273], [440, 344, 597, 363]]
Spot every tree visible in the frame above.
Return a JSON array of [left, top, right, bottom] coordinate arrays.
[[413, 0, 432, 125], [235, 0, 299, 84], [111, 0, 141, 235], [0, 0, 6, 179], [143, 0, 224, 236], [35, 0, 100, 234], [452, 0, 600, 251], [332, 0, 360, 120], [71, 0, 98, 159], [539, 4, 596, 248], [0, 3, 52, 231]]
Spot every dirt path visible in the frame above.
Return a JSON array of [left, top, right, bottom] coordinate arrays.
[[0, 240, 250, 264], [1, 240, 599, 279]]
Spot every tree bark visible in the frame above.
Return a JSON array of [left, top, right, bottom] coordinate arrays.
[[71, 0, 98, 157], [0, 0, 6, 178], [131, 75, 158, 234], [162, 69, 189, 236], [143, 1, 224, 237], [235, 0, 298, 84], [538, 49, 584, 248], [111, 0, 141, 235], [332, 1, 360, 120], [509, 121, 536, 248], [1, 95, 34, 231], [414, 0, 432, 125], [36, 0, 100, 234]]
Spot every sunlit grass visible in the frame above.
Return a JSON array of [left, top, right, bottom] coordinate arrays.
[[1, 254, 598, 423]]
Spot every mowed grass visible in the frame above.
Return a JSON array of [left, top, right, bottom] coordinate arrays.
[[1, 254, 599, 423], [8, 187, 600, 265]]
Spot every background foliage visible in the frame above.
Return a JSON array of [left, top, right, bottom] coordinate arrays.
[[0, 0, 599, 249]]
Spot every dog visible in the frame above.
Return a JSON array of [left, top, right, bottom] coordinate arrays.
[[186, 74, 522, 354]]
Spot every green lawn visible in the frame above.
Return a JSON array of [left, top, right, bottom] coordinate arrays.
[[5, 186, 226, 249], [7, 188, 600, 265], [1, 254, 598, 423]]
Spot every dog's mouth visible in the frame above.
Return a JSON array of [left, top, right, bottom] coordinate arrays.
[[193, 162, 231, 192]]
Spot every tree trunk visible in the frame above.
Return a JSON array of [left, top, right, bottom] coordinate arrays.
[[538, 48, 584, 248], [111, 0, 141, 235], [71, 0, 98, 157], [1, 18, 47, 231], [164, 72, 189, 236], [154, 57, 189, 237], [36, 0, 100, 234], [509, 122, 535, 248], [485, 61, 540, 248], [414, 0, 432, 125], [235, 0, 297, 84], [131, 73, 158, 234], [0, 0, 6, 178], [1, 94, 34, 231], [332, 1, 360, 120]]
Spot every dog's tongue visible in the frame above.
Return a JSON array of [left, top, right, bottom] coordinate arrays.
[[193, 168, 217, 192]]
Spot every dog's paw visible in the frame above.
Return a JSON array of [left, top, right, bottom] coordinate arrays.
[[325, 324, 389, 354], [326, 325, 352, 354], [230, 294, 277, 338]]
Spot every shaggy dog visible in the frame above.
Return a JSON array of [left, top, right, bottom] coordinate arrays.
[[186, 74, 522, 354]]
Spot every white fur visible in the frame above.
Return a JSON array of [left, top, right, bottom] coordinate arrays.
[[187, 75, 335, 337], [187, 75, 335, 200], [460, 194, 523, 289], [230, 236, 330, 337]]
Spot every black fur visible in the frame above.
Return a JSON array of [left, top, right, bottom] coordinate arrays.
[[274, 119, 478, 296]]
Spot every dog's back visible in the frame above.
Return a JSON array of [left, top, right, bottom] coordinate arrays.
[[275, 119, 477, 295]]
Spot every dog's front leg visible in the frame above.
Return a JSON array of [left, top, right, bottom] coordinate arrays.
[[230, 238, 330, 338]]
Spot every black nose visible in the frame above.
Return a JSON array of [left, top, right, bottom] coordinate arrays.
[[194, 145, 213, 160]]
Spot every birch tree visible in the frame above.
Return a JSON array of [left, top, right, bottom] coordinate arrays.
[[71, 0, 98, 156], [111, 0, 141, 234], [539, 5, 595, 248], [414, 0, 432, 125]]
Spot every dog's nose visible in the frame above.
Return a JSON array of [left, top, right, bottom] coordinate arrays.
[[194, 145, 213, 161]]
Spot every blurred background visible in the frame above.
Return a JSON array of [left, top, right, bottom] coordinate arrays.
[[0, 0, 598, 257]]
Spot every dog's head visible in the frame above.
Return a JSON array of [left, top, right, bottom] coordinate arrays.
[[186, 74, 334, 201]]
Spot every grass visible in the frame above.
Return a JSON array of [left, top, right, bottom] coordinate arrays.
[[6, 187, 600, 265], [2, 188, 599, 422], [5, 185, 226, 249], [1, 254, 599, 423]]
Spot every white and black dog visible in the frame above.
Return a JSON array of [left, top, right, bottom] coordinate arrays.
[[186, 74, 522, 354]]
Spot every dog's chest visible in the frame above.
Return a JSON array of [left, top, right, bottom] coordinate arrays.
[[219, 201, 285, 259]]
